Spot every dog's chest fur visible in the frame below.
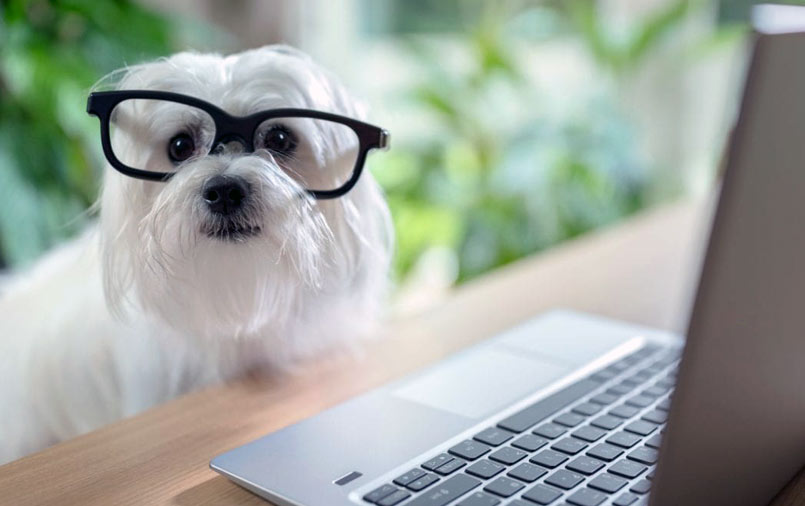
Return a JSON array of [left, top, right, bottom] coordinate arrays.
[[0, 227, 281, 463]]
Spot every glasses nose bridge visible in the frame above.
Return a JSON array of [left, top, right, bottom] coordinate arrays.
[[211, 116, 255, 155]]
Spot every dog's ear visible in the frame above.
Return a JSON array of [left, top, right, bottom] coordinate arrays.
[[92, 57, 175, 319]]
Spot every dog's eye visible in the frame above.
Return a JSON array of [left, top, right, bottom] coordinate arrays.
[[262, 125, 297, 157], [168, 133, 196, 163]]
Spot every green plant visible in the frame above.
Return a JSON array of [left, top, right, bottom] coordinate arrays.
[[0, 0, 218, 267], [370, 3, 657, 284], [563, 0, 697, 77]]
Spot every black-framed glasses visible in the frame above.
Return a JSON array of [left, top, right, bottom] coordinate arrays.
[[86, 90, 390, 199]]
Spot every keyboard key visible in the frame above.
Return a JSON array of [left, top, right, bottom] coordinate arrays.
[[652, 388, 673, 395], [552, 438, 588, 455], [625, 395, 654, 408], [609, 359, 632, 371], [566, 488, 608, 506], [450, 440, 492, 461], [522, 483, 563, 504], [364, 484, 398, 503], [590, 370, 617, 382], [507, 462, 548, 483], [621, 357, 640, 367], [655, 378, 675, 389], [533, 423, 568, 439], [605, 384, 631, 397], [658, 348, 681, 361], [623, 420, 657, 437], [588, 473, 628, 493], [423, 454, 454, 471], [647, 470, 656, 480], [621, 375, 647, 387], [497, 378, 600, 433], [466, 460, 505, 479], [641, 386, 667, 397], [630, 479, 652, 494], [653, 358, 676, 369], [406, 473, 481, 506], [590, 415, 622, 430], [572, 402, 602, 416], [613, 492, 640, 505], [512, 434, 549, 452], [566, 456, 605, 475], [609, 361, 630, 371], [645, 434, 663, 449], [608, 460, 647, 479], [435, 458, 467, 475], [656, 397, 672, 411], [589, 393, 618, 405], [571, 426, 606, 442], [606, 361, 628, 373], [627, 447, 659, 465], [641, 410, 667, 424], [408, 473, 440, 492], [378, 490, 412, 506], [634, 346, 657, 358], [608, 405, 640, 419], [474, 427, 515, 447], [530, 449, 569, 468], [394, 468, 426, 486], [606, 432, 642, 449], [644, 364, 665, 376], [545, 469, 584, 490], [489, 447, 528, 465], [657, 368, 674, 378], [615, 380, 637, 392], [554, 412, 585, 427], [484, 476, 525, 498], [509, 501, 534, 506], [586, 443, 624, 462], [457, 491, 501, 506]]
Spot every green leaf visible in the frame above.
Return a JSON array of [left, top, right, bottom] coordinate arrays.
[[626, 0, 693, 65]]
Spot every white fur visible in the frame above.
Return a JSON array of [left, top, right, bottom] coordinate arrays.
[[0, 46, 392, 464]]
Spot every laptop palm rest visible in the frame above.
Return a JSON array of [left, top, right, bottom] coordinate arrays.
[[211, 311, 646, 506], [392, 349, 571, 419]]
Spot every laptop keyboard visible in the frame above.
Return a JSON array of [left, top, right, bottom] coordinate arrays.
[[361, 344, 680, 506]]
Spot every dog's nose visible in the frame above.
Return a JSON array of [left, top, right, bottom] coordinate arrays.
[[202, 175, 249, 215]]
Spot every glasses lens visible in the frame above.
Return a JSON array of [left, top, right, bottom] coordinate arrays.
[[109, 99, 216, 176], [253, 117, 360, 192]]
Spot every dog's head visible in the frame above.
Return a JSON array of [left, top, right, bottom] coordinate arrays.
[[98, 46, 391, 343]]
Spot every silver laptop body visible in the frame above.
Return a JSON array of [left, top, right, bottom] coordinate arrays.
[[211, 6, 805, 506]]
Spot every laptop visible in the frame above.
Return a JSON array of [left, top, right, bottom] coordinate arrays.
[[211, 5, 805, 505]]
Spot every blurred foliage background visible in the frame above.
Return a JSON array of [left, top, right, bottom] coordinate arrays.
[[0, 0, 228, 267], [372, 0, 702, 284], [0, 0, 757, 305]]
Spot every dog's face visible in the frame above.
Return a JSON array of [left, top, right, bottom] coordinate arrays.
[[99, 47, 391, 342]]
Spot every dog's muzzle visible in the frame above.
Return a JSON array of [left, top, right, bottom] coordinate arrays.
[[201, 175, 262, 241], [202, 175, 249, 216]]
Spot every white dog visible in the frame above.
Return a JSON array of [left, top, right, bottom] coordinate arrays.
[[0, 46, 392, 464]]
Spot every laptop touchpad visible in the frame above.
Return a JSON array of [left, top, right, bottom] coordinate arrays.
[[392, 348, 570, 419]]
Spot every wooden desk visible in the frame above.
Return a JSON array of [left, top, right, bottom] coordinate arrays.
[[1, 197, 803, 505]]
